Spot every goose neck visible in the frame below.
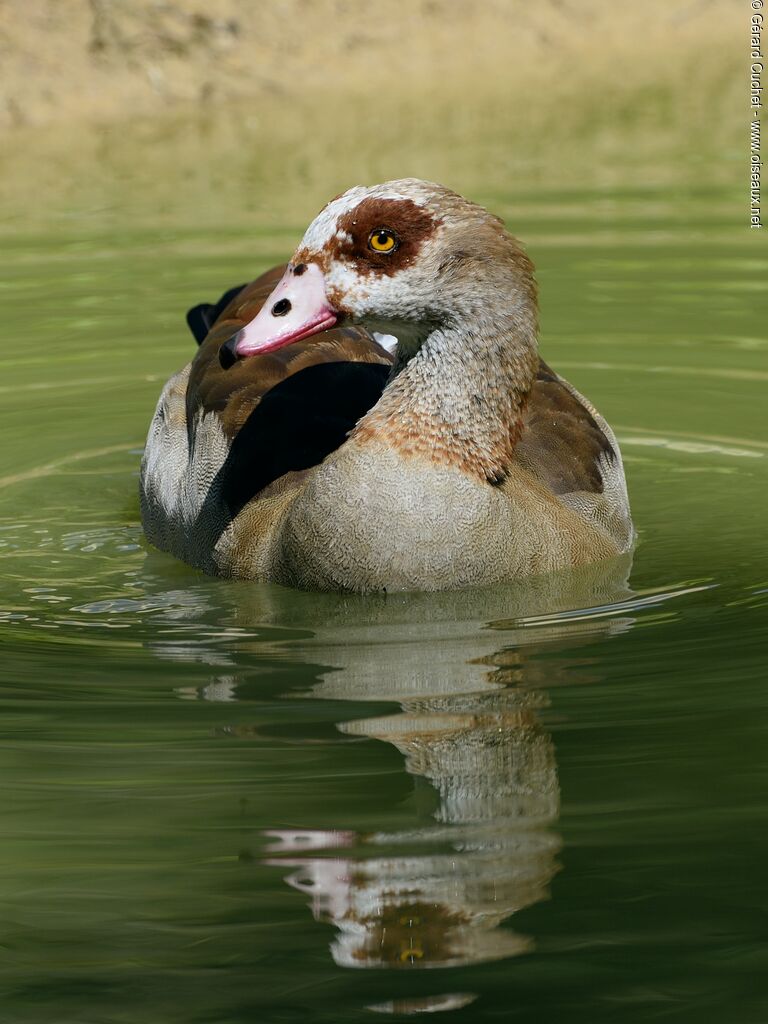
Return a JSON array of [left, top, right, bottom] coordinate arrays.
[[355, 315, 539, 484]]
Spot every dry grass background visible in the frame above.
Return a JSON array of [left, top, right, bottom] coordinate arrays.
[[0, 0, 744, 225], [1, 0, 740, 131]]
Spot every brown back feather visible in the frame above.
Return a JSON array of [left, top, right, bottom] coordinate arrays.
[[516, 360, 614, 495]]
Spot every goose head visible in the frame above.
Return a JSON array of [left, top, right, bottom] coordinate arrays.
[[220, 179, 538, 367]]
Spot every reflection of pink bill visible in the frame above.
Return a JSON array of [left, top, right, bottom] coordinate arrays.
[[261, 828, 356, 854], [367, 993, 478, 1014]]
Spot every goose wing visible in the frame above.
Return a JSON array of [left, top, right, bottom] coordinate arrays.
[[185, 267, 393, 515]]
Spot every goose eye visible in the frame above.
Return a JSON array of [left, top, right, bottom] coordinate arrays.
[[368, 228, 399, 253]]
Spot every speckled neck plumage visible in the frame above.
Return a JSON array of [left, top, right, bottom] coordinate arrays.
[[353, 303, 539, 485]]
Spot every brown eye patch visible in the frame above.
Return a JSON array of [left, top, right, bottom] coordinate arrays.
[[333, 197, 439, 276]]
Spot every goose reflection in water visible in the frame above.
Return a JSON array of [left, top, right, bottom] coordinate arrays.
[[168, 555, 635, 1000], [264, 674, 558, 970]]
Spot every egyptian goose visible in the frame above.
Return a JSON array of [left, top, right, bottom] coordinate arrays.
[[140, 179, 633, 592]]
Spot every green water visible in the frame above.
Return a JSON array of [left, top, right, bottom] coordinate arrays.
[[1, 123, 767, 1022]]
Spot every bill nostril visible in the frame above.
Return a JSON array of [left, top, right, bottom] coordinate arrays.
[[271, 298, 292, 317]]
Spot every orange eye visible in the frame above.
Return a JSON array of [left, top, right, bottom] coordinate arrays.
[[368, 228, 398, 253]]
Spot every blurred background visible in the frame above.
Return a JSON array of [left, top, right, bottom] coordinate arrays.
[[0, 0, 744, 225], [2, 4, 767, 1023]]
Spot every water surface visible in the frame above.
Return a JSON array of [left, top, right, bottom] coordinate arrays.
[[1, 120, 766, 1022]]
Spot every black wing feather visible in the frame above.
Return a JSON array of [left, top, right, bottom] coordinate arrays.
[[186, 283, 248, 345]]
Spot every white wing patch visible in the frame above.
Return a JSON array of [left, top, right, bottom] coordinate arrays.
[[140, 365, 232, 573], [372, 332, 398, 353]]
